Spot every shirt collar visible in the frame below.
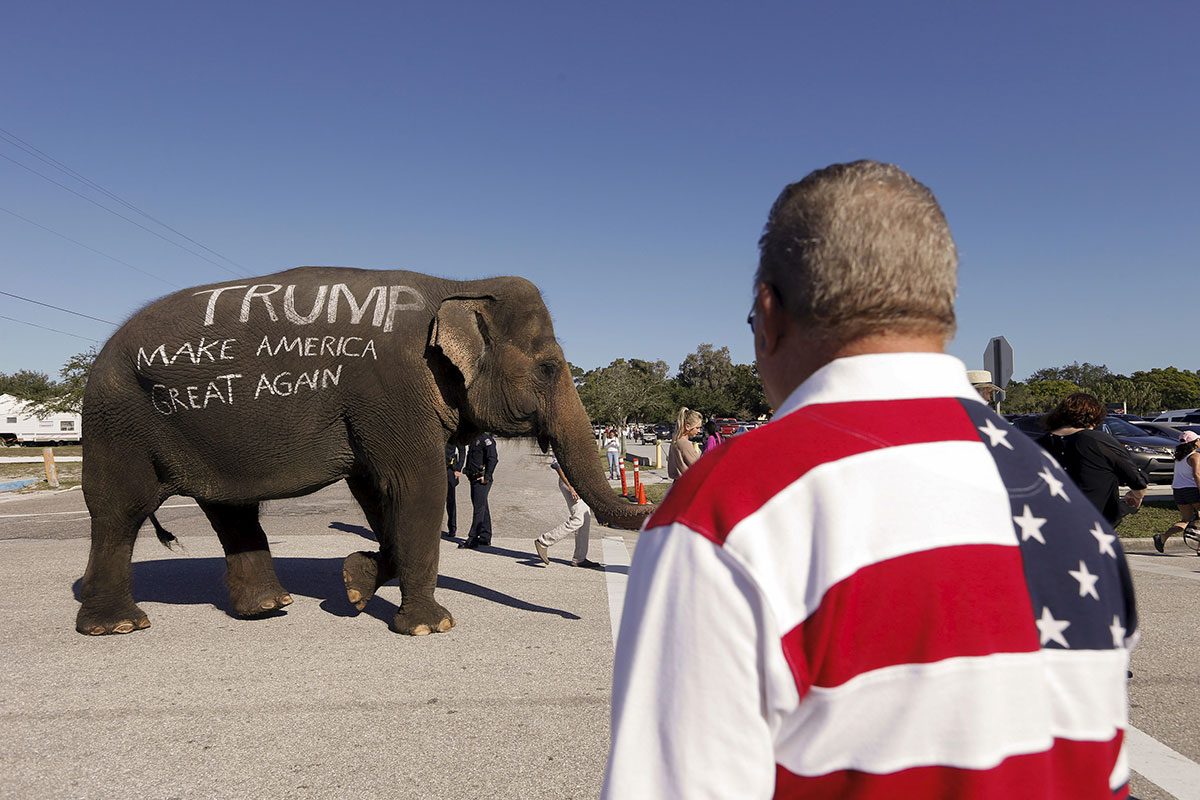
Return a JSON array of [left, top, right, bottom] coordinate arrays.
[[775, 353, 984, 418]]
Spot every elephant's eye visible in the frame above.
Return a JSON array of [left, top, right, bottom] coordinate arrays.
[[536, 361, 557, 382]]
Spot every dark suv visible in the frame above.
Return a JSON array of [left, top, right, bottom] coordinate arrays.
[[1007, 414, 1176, 483]]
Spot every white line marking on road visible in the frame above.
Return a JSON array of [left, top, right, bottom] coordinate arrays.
[[1126, 725, 1200, 800], [1126, 554, 1200, 582], [0, 501, 198, 519], [602, 535, 631, 648]]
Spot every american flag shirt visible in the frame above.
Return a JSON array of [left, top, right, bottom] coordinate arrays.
[[602, 353, 1135, 800]]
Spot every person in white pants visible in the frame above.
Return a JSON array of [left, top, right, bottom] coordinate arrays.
[[534, 459, 602, 568]]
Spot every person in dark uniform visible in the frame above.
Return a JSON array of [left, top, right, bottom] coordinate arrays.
[[460, 432, 499, 549], [444, 441, 467, 539]]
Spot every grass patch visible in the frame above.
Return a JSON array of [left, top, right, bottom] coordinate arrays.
[[1115, 498, 1182, 539], [0, 445, 83, 492]]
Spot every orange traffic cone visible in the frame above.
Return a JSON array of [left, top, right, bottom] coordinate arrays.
[[637, 483, 647, 505]]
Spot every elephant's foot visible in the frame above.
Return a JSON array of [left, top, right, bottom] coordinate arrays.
[[226, 551, 292, 617], [230, 583, 293, 617], [391, 599, 455, 636], [343, 550, 395, 611], [76, 599, 151, 636]]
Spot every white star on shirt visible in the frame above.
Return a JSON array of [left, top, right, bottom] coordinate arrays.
[[1037, 467, 1070, 502], [1037, 606, 1071, 648], [1013, 505, 1047, 544], [1068, 560, 1100, 600], [1090, 522, 1117, 558], [978, 418, 1014, 450], [1110, 615, 1127, 648]]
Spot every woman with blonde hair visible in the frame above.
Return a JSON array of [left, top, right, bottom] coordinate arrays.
[[668, 407, 703, 479]]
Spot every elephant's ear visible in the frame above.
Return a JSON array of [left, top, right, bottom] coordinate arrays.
[[430, 298, 491, 387]]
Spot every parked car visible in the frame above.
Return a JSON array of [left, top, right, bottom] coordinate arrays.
[[1152, 409, 1200, 423], [731, 423, 758, 437], [1007, 414, 1176, 483], [1133, 421, 1200, 440], [654, 423, 672, 440], [641, 429, 658, 445], [714, 417, 739, 437]]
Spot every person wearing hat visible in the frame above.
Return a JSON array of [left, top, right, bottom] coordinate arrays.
[[1154, 429, 1200, 554]]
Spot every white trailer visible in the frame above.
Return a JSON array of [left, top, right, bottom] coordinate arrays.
[[0, 394, 82, 446]]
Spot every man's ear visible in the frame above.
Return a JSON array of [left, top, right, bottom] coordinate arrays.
[[430, 298, 491, 387], [754, 282, 786, 357]]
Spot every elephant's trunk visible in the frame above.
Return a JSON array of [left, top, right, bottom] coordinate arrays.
[[546, 375, 654, 531]]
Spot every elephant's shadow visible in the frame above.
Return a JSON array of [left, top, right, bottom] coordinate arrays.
[[70, 540, 581, 625]]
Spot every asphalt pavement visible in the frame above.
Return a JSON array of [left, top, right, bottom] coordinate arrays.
[[1, 437, 1198, 799]]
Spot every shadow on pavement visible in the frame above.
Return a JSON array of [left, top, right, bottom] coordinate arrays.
[[328, 521, 376, 540], [70, 555, 581, 622]]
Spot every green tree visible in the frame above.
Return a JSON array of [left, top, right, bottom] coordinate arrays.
[[1129, 367, 1200, 411], [32, 348, 95, 415], [0, 369, 57, 402], [1027, 362, 1111, 390], [1025, 379, 1083, 412], [674, 344, 737, 418], [729, 363, 770, 419], [577, 358, 673, 443], [997, 381, 1039, 414], [1091, 375, 1163, 417]]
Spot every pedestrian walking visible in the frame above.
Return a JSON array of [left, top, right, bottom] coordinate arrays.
[[459, 432, 498, 549], [533, 458, 602, 568], [443, 441, 466, 538], [1040, 393, 1147, 525], [603, 160, 1138, 799], [1155, 429, 1200, 554]]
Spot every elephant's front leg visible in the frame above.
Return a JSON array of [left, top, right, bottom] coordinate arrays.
[[388, 478, 455, 635], [343, 472, 454, 633], [376, 472, 451, 633]]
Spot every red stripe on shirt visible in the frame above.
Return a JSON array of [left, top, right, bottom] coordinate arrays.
[[774, 731, 1128, 799], [649, 398, 982, 545], [781, 545, 1040, 692]]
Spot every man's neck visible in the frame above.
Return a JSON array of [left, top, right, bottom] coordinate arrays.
[[765, 330, 946, 409]]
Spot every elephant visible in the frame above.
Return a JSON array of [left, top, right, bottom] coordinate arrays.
[[76, 267, 652, 636]]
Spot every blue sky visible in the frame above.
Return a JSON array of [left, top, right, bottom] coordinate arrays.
[[2, 1, 1196, 385]]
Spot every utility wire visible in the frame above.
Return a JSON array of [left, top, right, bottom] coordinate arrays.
[[0, 314, 101, 343], [0, 290, 118, 326], [0, 152, 243, 278], [0, 126, 248, 276], [0, 206, 179, 288]]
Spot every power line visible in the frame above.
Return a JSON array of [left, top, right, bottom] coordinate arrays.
[[0, 126, 249, 276], [0, 205, 179, 288], [0, 151, 243, 278], [0, 290, 118, 326], [0, 314, 101, 343]]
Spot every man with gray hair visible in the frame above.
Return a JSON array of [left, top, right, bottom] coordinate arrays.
[[603, 161, 1137, 798]]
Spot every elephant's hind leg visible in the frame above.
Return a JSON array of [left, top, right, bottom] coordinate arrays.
[[199, 501, 292, 617], [76, 513, 152, 635]]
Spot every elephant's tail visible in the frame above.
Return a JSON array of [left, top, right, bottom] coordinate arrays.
[[148, 513, 182, 551]]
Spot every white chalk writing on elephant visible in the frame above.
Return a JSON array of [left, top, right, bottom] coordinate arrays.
[[253, 366, 343, 399], [255, 335, 378, 360], [193, 283, 424, 332], [138, 338, 237, 370], [151, 374, 243, 415]]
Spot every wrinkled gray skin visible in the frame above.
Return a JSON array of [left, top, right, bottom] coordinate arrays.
[[77, 267, 651, 636]]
